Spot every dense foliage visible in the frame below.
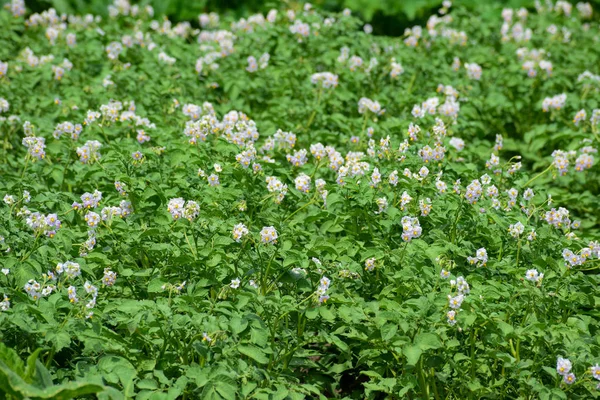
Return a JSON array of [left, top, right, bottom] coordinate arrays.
[[1, 0, 600, 398], [21, 0, 539, 34]]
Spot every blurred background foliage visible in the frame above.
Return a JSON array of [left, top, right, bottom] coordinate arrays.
[[18, 0, 600, 36]]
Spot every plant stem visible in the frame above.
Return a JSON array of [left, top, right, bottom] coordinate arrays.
[[261, 248, 278, 295], [183, 227, 197, 259], [305, 87, 323, 129], [399, 242, 409, 267], [417, 357, 429, 399], [522, 164, 552, 188], [20, 153, 30, 179], [282, 196, 317, 224], [450, 200, 463, 244], [470, 329, 477, 378]]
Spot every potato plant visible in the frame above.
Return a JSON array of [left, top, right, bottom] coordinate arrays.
[[0, 0, 600, 399]]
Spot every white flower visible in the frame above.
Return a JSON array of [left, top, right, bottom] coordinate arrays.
[[447, 310, 457, 325], [232, 223, 249, 242], [260, 226, 278, 244], [0, 295, 10, 311], [364, 258, 376, 271], [590, 364, 600, 381], [449, 137, 465, 151], [525, 269, 543, 283], [563, 373, 576, 385], [230, 278, 241, 289], [556, 357, 572, 376], [448, 294, 464, 309]]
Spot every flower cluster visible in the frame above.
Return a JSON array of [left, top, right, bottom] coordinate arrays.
[[517, 48, 552, 77], [556, 357, 576, 385], [266, 176, 288, 204], [465, 180, 482, 204], [467, 248, 488, 267], [542, 93, 566, 112], [294, 174, 311, 193], [5, 193, 61, 238], [22, 135, 46, 160], [24, 280, 53, 301], [401, 216, 422, 242], [464, 62, 482, 80], [508, 221, 525, 238], [74, 190, 103, 209], [544, 207, 571, 229], [310, 72, 338, 88], [167, 198, 200, 221], [364, 258, 376, 272], [358, 97, 385, 116], [102, 268, 117, 286], [0, 295, 9, 311], [53, 121, 83, 140], [56, 261, 81, 279], [525, 269, 543, 284], [260, 226, 278, 244], [315, 276, 331, 303], [246, 53, 269, 72], [76, 141, 102, 164], [446, 276, 471, 325], [390, 59, 404, 79], [232, 223, 249, 242]]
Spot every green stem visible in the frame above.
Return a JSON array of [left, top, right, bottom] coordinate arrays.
[[45, 347, 56, 368], [305, 87, 323, 129], [261, 249, 278, 295], [20, 232, 42, 262], [470, 329, 478, 378], [522, 164, 552, 188], [183, 227, 197, 259], [450, 200, 463, 244], [407, 69, 418, 94], [430, 368, 440, 400], [282, 196, 317, 224], [417, 357, 429, 399], [399, 242, 409, 266], [2, 126, 11, 164], [20, 153, 31, 179]]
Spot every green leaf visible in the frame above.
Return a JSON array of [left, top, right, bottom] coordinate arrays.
[[136, 379, 158, 390], [0, 359, 107, 399], [24, 349, 43, 384], [414, 333, 441, 351], [497, 321, 514, 336], [328, 334, 350, 352], [206, 254, 221, 267], [319, 306, 335, 321], [46, 331, 71, 353], [215, 382, 237, 400], [381, 324, 398, 341], [403, 345, 422, 366], [230, 316, 248, 334], [305, 307, 319, 320], [148, 278, 167, 293], [238, 345, 269, 365]]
